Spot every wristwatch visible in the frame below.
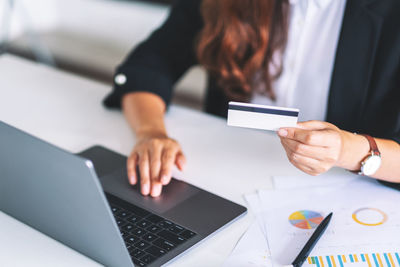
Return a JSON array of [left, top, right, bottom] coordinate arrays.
[[356, 134, 382, 176]]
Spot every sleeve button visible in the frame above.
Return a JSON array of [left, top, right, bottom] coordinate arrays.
[[115, 73, 127, 85]]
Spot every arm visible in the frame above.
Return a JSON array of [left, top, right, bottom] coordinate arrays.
[[278, 120, 400, 182], [122, 92, 185, 197], [104, 0, 202, 197], [337, 132, 400, 182]]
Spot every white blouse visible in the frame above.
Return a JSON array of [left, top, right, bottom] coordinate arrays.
[[251, 0, 347, 122]]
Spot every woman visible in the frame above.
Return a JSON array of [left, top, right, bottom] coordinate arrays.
[[105, 0, 400, 197]]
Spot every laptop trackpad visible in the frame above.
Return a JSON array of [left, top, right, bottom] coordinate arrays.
[[98, 168, 200, 215]]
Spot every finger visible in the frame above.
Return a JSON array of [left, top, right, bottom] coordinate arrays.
[[281, 145, 320, 175], [148, 142, 163, 185], [278, 127, 327, 146], [175, 152, 186, 171], [293, 162, 319, 176], [127, 153, 138, 185], [289, 152, 322, 171], [289, 151, 332, 175], [160, 148, 179, 185], [150, 181, 163, 197], [138, 151, 151, 195], [148, 142, 163, 197], [280, 137, 328, 161]]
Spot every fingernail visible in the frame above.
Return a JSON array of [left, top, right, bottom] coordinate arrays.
[[129, 176, 136, 185], [161, 175, 169, 184], [142, 183, 150, 195], [151, 184, 162, 197], [278, 129, 288, 137]]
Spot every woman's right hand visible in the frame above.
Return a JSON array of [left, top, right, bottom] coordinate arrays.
[[127, 131, 186, 198]]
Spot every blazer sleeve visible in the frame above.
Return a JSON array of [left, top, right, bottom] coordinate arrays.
[[103, 0, 203, 109]]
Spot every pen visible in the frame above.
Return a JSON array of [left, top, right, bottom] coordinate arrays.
[[284, 212, 333, 267]]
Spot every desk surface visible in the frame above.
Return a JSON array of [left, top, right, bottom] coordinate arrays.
[[0, 54, 303, 266]]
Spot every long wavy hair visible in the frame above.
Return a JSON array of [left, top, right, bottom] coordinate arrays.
[[197, 0, 289, 101]]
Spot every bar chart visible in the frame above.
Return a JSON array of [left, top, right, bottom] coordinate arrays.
[[306, 252, 400, 267]]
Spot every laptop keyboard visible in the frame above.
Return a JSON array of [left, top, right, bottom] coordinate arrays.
[[107, 194, 197, 267]]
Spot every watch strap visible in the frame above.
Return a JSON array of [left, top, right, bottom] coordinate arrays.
[[360, 134, 380, 156], [350, 134, 381, 175]]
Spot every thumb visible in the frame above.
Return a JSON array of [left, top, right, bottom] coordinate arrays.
[[278, 127, 312, 144]]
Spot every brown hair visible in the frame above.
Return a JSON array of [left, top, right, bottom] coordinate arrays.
[[197, 0, 289, 101]]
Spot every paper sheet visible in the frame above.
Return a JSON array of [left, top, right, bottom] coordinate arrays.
[[245, 193, 268, 237], [259, 178, 400, 266], [223, 221, 272, 267], [227, 172, 400, 267]]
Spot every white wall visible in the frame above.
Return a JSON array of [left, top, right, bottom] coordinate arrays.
[[0, 0, 58, 39], [2, 0, 169, 49], [3, 0, 206, 108], [54, 0, 169, 50]]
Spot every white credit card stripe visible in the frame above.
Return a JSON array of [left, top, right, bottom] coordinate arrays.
[[228, 104, 299, 117], [227, 109, 298, 131]]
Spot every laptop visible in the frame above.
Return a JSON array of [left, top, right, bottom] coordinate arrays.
[[0, 121, 247, 267]]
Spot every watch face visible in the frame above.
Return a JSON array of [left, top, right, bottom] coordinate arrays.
[[361, 155, 382, 176]]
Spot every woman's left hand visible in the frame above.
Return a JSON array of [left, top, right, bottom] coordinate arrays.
[[277, 120, 347, 175]]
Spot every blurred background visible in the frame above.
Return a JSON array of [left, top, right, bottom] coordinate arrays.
[[0, 0, 206, 110]]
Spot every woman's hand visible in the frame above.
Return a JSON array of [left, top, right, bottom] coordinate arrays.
[[277, 120, 350, 175], [127, 131, 186, 197]]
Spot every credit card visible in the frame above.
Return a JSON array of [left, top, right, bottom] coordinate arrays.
[[227, 101, 299, 131]]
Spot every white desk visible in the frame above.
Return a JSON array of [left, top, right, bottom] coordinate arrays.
[[0, 54, 304, 266]]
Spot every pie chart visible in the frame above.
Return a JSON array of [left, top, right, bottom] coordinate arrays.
[[352, 207, 387, 226], [288, 210, 324, 229]]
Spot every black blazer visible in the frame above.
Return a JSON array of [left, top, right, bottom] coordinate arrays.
[[104, 0, 400, 143]]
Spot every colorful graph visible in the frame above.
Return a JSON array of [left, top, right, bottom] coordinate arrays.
[[288, 210, 324, 229], [352, 208, 388, 226], [307, 252, 400, 267]]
